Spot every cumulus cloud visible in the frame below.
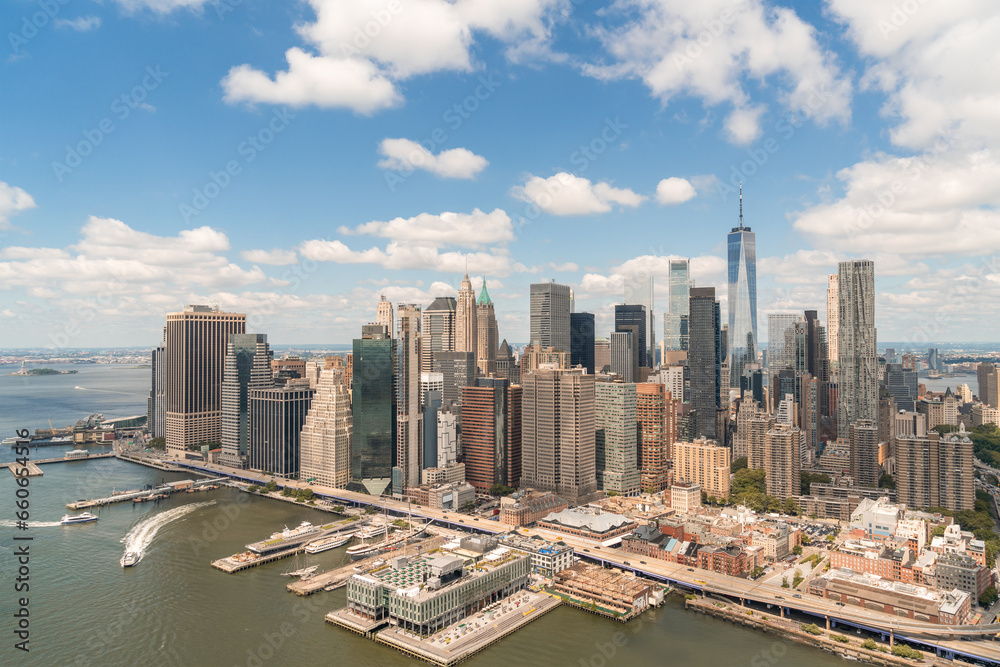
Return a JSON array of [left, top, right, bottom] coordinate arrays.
[[299, 239, 514, 276], [584, 0, 852, 145], [222, 0, 565, 113], [511, 173, 645, 216], [655, 177, 697, 205], [377, 138, 488, 179], [55, 16, 102, 31], [241, 248, 299, 265], [340, 209, 513, 248], [110, 0, 211, 13], [0, 182, 37, 228]]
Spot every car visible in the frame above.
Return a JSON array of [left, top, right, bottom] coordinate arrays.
[[687, 568, 694, 572], [836, 602, 845, 606], [793, 594, 802, 599], [584, 549, 590, 552], [623, 561, 631, 565], [775, 596, 784, 600], [640, 561, 647, 565]]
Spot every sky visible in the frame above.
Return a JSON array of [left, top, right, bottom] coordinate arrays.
[[1, 0, 998, 350]]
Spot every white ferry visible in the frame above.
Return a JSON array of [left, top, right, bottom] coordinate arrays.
[[61, 512, 99, 525], [268, 521, 318, 541], [305, 533, 354, 554]]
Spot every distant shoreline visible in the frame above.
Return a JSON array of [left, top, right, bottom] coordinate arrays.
[[7, 369, 79, 376]]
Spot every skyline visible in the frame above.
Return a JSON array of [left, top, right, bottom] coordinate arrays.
[[1, 0, 998, 348]]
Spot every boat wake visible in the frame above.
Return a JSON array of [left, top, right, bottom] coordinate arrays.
[[121, 501, 215, 557], [0, 520, 62, 528], [73, 386, 130, 395]]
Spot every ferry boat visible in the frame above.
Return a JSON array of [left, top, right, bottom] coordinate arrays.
[[64, 449, 89, 460], [61, 512, 99, 525], [120, 551, 140, 568], [346, 541, 385, 560], [281, 565, 318, 578], [305, 533, 354, 554], [355, 524, 387, 540], [268, 521, 318, 541]]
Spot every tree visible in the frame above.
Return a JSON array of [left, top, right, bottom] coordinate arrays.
[[792, 572, 804, 589], [489, 484, 515, 497], [148, 437, 166, 449], [732, 468, 766, 496], [879, 473, 896, 490], [783, 497, 800, 516], [979, 586, 998, 607], [861, 638, 878, 651], [750, 566, 765, 579], [800, 471, 831, 495], [792, 545, 803, 556], [264, 480, 278, 493], [731, 457, 748, 473], [781, 577, 789, 588]]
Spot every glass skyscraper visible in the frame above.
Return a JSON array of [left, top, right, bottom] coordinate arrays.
[[689, 287, 721, 440], [350, 323, 396, 496], [727, 191, 758, 388], [570, 312, 595, 374], [624, 273, 654, 367], [664, 259, 691, 351]]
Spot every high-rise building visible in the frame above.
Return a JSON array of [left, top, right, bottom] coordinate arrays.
[[767, 313, 800, 373], [165, 305, 246, 457], [664, 259, 691, 351], [594, 337, 611, 374], [395, 305, 423, 494], [495, 341, 517, 384], [673, 438, 731, 500], [377, 295, 394, 338], [422, 389, 442, 471], [826, 274, 839, 369], [624, 274, 654, 368], [456, 272, 478, 362], [147, 340, 166, 439], [689, 287, 721, 439], [520, 367, 596, 501], [764, 422, 801, 499], [837, 260, 877, 440], [615, 304, 649, 368], [727, 188, 758, 388], [460, 377, 521, 492], [248, 383, 314, 478], [885, 363, 918, 412], [421, 296, 456, 375], [977, 363, 999, 408], [299, 368, 352, 488], [529, 281, 572, 351], [570, 312, 595, 374], [220, 333, 272, 468], [431, 351, 476, 409], [350, 323, 395, 496], [748, 412, 773, 471], [636, 383, 675, 492], [928, 348, 942, 373], [896, 426, 974, 512], [734, 394, 764, 463], [610, 329, 637, 382], [849, 419, 880, 488], [595, 382, 640, 496], [476, 279, 499, 376]]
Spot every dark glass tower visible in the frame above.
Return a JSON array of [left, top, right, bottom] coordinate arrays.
[[615, 304, 648, 368], [689, 287, 721, 439], [727, 187, 758, 388], [570, 312, 595, 374], [220, 333, 272, 469], [350, 324, 396, 496]]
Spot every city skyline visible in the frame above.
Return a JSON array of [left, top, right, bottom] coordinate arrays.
[[1, 2, 998, 348]]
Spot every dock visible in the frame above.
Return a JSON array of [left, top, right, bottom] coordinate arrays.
[[66, 477, 223, 509], [2, 452, 114, 476], [327, 590, 561, 666], [114, 451, 185, 472], [287, 535, 446, 596], [212, 519, 365, 574], [211, 546, 306, 573]]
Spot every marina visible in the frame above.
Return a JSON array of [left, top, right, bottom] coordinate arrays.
[[212, 518, 364, 573]]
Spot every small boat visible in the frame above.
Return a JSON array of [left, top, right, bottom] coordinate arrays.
[[120, 551, 140, 568], [281, 565, 318, 577], [61, 512, 98, 525], [305, 533, 354, 554]]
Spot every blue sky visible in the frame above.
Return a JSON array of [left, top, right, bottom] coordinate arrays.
[[1, 0, 998, 349]]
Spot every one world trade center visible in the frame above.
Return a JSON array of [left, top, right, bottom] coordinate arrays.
[[728, 186, 757, 389]]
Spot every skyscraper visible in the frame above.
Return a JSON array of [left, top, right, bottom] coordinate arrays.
[[896, 426, 974, 512], [165, 305, 246, 457], [664, 259, 691, 351], [248, 383, 314, 478], [529, 281, 572, 351], [299, 367, 352, 488], [570, 312, 595, 374], [826, 274, 839, 369], [636, 382, 675, 493], [377, 295, 394, 338], [977, 363, 999, 408], [615, 304, 649, 368], [727, 188, 758, 388], [476, 279, 498, 376], [495, 340, 517, 384], [849, 419, 880, 488], [767, 313, 799, 373], [461, 377, 521, 492], [595, 381, 640, 496], [609, 329, 637, 382], [885, 363, 918, 412], [147, 337, 165, 440], [456, 272, 478, 363], [837, 260, 877, 440], [421, 296, 456, 374], [350, 324, 395, 496], [220, 333, 272, 469], [395, 305, 423, 494], [431, 351, 476, 409], [521, 367, 596, 501], [764, 422, 801, 500], [689, 287, 721, 439], [624, 273, 654, 368]]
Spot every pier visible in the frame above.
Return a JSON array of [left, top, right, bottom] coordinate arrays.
[[3, 452, 114, 476], [66, 477, 223, 509], [212, 519, 365, 574], [211, 546, 306, 573], [114, 451, 185, 472]]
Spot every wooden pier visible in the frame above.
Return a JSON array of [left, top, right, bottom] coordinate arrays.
[[211, 546, 305, 573]]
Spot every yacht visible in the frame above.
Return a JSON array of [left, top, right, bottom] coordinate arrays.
[[355, 524, 387, 540], [61, 512, 98, 525], [305, 533, 354, 554], [268, 521, 318, 541], [120, 551, 140, 568]]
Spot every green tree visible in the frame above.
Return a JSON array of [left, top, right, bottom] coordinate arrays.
[[979, 586, 998, 607], [731, 457, 748, 473], [800, 471, 831, 495], [879, 473, 896, 490], [732, 468, 766, 496], [792, 545, 803, 556], [861, 638, 878, 651], [148, 437, 166, 449], [263, 480, 278, 493], [792, 573, 804, 588], [781, 577, 789, 588], [783, 497, 800, 516], [489, 484, 515, 496]]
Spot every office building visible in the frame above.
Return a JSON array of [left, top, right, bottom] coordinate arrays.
[[460, 377, 521, 492], [837, 260, 877, 440], [885, 363, 918, 412], [570, 312, 595, 374], [147, 341, 166, 439], [521, 367, 597, 502], [455, 272, 477, 361], [615, 304, 649, 369], [849, 419, 880, 489], [476, 279, 499, 376], [395, 305, 423, 494], [767, 313, 799, 373], [350, 324, 395, 496], [827, 274, 839, 369], [764, 423, 801, 500], [299, 368, 352, 488], [220, 333, 272, 468], [727, 189, 758, 388], [636, 383, 674, 493], [594, 337, 611, 373], [673, 437, 731, 500], [431, 351, 476, 409], [624, 274, 655, 367], [248, 383, 314, 478], [610, 329, 637, 382], [689, 287, 721, 439], [495, 340, 517, 384], [421, 296, 456, 374], [376, 295, 394, 338], [896, 426, 974, 512], [529, 281, 572, 351], [165, 305, 246, 457], [664, 259, 691, 351], [977, 363, 999, 408], [595, 382, 640, 496], [422, 389, 442, 471]]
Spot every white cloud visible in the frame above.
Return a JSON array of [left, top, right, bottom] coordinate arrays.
[[0, 182, 36, 228], [299, 239, 514, 276], [512, 172, 645, 216], [655, 177, 696, 205], [241, 248, 299, 265], [550, 262, 579, 272], [377, 138, 488, 179], [110, 0, 211, 13], [55, 16, 102, 31], [585, 0, 852, 145], [340, 208, 513, 248], [222, 0, 564, 113]]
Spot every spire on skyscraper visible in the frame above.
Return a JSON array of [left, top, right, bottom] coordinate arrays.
[[739, 180, 744, 230], [477, 277, 492, 305]]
